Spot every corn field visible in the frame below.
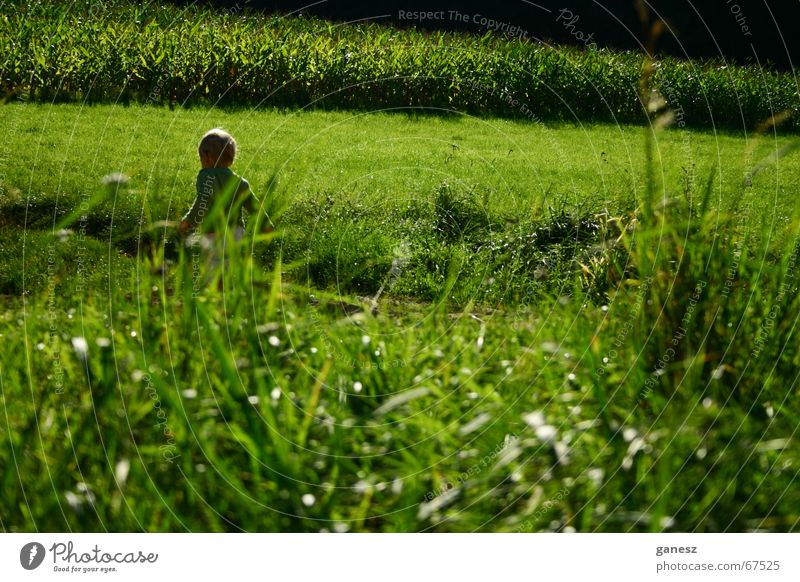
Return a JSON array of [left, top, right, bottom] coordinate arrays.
[[1, 0, 798, 130]]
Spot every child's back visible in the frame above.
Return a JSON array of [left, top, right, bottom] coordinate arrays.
[[180, 128, 257, 238], [184, 165, 255, 239]]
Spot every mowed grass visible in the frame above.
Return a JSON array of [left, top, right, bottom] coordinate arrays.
[[3, 103, 798, 298], [5, 103, 798, 218], [1, 102, 799, 532]]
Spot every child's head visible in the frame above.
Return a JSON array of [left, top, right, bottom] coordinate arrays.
[[198, 128, 236, 168]]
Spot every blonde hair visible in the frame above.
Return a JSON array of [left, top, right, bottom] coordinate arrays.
[[199, 128, 236, 166]]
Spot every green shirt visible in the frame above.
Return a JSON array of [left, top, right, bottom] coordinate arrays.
[[182, 167, 257, 232]]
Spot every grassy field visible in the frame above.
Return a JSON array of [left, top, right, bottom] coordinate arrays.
[[3, 103, 798, 299], [1, 101, 799, 532]]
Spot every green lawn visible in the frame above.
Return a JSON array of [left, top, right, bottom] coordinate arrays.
[[1, 103, 799, 532], [5, 103, 799, 220]]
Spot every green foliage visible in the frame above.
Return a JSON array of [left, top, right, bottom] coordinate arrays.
[[304, 213, 396, 294], [1, 1, 798, 131], [433, 181, 494, 243], [3, 178, 798, 531], [0, 98, 798, 530]]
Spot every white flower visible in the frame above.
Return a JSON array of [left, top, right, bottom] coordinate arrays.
[[71, 336, 89, 358], [65, 491, 83, 510], [101, 172, 129, 186], [541, 342, 559, 353], [115, 459, 130, 484], [354, 480, 371, 495], [268, 336, 280, 347], [256, 323, 279, 334], [523, 411, 546, 428], [587, 467, 604, 486], [535, 424, 558, 443], [301, 493, 316, 507]]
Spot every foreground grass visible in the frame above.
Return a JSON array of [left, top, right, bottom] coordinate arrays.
[[0, 103, 799, 532]]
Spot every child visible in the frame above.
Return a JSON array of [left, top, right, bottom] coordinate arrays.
[[180, 128, 260, 238], [178, 129, 259, 292]]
